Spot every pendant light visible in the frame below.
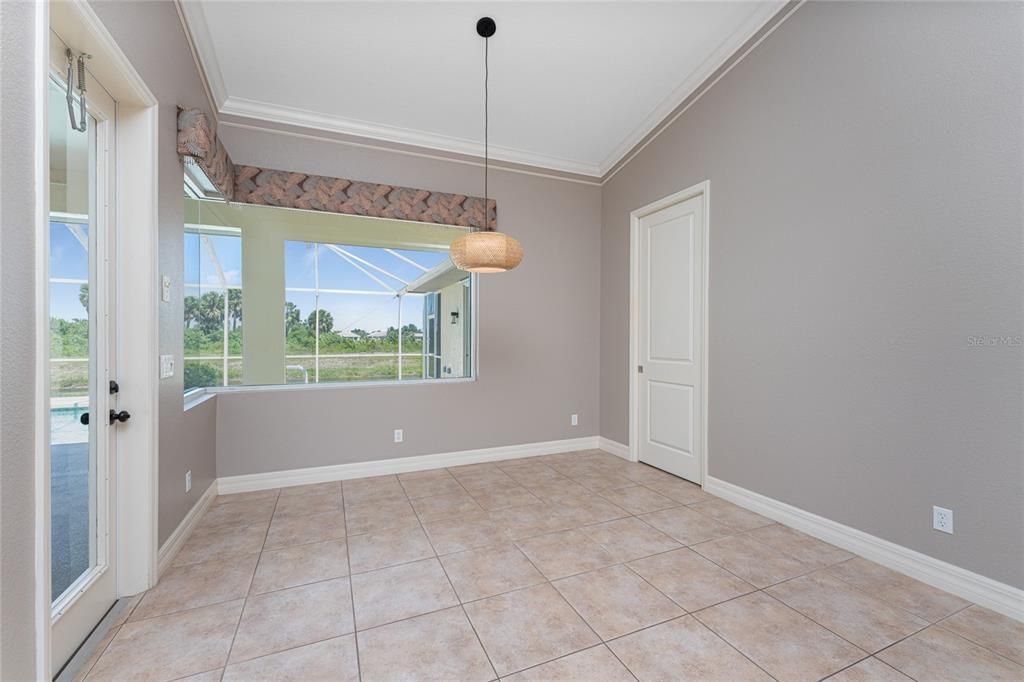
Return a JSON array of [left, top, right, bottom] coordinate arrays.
[[450, 17, 524, 273]]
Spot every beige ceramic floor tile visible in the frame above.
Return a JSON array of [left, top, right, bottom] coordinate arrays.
[[86, 600, 242, 681], [347, 524, 435, 573], [439, 543, 546, 602], [132, 554, 257, 620], [503, 645, 634, 682], [272, 491, 343, 519], [619, 464, 682, 486], [342, 475, 404, 502], [553, 495, 631, 526], [278, 481, 341, 497], [742, 524, 853, 570], [597, 486, 678, 514], [344, 498, 419, 535], [521, 478, 593, 502], [553, 565, 683, 640], [422, 513, 511, 554], [569, 472, 636, 491], [263, 509, 346, 550], [196, 498, 276, 532], [172, 523, 268, 567], [689, 499, 774, 531], [826, 657, 912, 681], [358, 606, 495, 682], [639, 506, 735, 545], [826, 557, 970, 622], [250, 539, 349, 594], [580, 516, 681, 562], [350, 557, 459, 629], [628, 547, 755, 612], [399, 469, 465, 499], [691, 534, 810, 588], [492, 504, 577, 539], [409, 490, 485, 521], [645, 477, 714, 505], [464, 583, 599, 677], [228, 577, 354, 663], [767, 571, 927, 652], [469, 485, 543, 511], [877, 625, 1024, 681], [72, 624, 120, 682], [172, 669, 223, 682], [608, 615, 772, 682], [938, 604, 1024, 664], [695, 592, 865, 682], [516, 528, 617, 579], [221, 635, 359, 682]]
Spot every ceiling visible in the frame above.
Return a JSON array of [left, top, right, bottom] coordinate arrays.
[[180, 1, 785, 178]]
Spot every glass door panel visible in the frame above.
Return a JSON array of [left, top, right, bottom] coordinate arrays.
[[48, 76, 99, 602]]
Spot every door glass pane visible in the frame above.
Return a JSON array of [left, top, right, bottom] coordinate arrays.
[[49, 77, 98, 602]]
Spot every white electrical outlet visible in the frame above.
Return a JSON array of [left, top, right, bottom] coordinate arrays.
[[161, 275, 171, 303], [160, 354, 175, 379], [933, 506, 953, 534], [185, 470, 192, 493], [570, 414, 579, 427], [394, 429, 403, 443]]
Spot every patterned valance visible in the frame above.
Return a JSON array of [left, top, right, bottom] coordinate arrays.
[[176, 108, 235, 200], [177, 107, 496, 228], [234, 166, 496, 228]]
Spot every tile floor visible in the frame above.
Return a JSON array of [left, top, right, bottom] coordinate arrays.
[[79, 450, 1023, 681]]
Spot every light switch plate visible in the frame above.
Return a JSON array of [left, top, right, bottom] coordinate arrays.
[[161, 275, 171, 303], [160, 354, 175, 379]]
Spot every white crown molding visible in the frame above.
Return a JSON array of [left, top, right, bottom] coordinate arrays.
[[218, 436, 603, 494], [220, 95, 604, 177], [156, 480, 218, 576], [175, 0, 227, 109], [596, 1, 787, 176], [705, 476, 1024, 622]]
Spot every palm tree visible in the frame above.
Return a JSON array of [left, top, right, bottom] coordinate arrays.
[[78, 284, 89, 312], [284, 301, 302, 333], [227, 288, 243, 330], [307, 309, 334, 335]]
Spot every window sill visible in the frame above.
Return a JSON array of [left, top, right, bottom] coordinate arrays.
[[183, 389, 215, 411], [194, 375, 477, 398]]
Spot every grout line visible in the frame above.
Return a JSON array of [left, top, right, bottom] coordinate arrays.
[[339, 484, 363, 681]]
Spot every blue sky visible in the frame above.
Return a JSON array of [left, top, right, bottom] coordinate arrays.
[[53, 223, 450, 334]]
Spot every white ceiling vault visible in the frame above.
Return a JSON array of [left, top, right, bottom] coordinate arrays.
[[178, 1, 785, 178]]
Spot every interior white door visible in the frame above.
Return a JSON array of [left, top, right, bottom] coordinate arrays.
[[636, 193, 704, 482], [48, 34, 120, 673]]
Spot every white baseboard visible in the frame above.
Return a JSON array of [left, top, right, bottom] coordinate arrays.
[[218, 436, 603, 495], [598, 437, 631, 461], [157, 481, 218, 577], [704, 476, 1024, 622]]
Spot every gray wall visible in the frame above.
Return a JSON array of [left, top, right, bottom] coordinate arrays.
[[214, 124, 602, 475], [90, 0, 218, 543], [600, 1, 1024, 587], [1, 3, 43, 678]]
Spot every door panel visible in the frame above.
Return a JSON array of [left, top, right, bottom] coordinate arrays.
[[48, 36, 119, 673], [637, 194, 704, 482]]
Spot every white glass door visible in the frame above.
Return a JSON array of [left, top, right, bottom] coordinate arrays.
[[48, 35, 120, 673]]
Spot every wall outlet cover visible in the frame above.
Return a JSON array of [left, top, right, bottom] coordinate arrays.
[[185, 470, 192, 493], [160, 354, 175, 379], [933, 505, 953, 534], [570, 414, 579, 426], [394, 429, 404, 443], [161, 275, 171, 303]]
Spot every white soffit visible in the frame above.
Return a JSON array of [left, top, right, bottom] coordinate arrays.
[[179, 1, 785, 178]]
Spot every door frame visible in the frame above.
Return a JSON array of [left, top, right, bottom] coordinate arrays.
[[35, 1, 160, 676], [628, 180, 711, 486]]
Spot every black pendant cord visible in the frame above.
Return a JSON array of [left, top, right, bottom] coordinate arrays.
[[483, 35, 490, 231]]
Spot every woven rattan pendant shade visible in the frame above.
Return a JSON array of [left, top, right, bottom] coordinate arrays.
[[450, 230, 523, 273], [451, 16, 522, 274]]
